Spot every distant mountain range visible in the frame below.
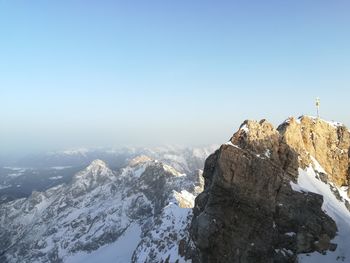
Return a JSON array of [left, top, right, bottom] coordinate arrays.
[[0, 146, 217, 204]]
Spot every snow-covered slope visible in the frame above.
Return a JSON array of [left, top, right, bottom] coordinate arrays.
[[293, 159, 350, 262], [0, 157, 204, 263]]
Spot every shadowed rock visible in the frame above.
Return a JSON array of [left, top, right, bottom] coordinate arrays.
[[191, 118, 338, 263]]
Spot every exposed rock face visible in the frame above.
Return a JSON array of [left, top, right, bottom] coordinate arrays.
[[231, 120, 299, 176], [278, 116, 350, 187], [191, 117, 340, 263]]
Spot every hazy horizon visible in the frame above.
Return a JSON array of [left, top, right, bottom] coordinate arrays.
[[1, 1, 350, 155]]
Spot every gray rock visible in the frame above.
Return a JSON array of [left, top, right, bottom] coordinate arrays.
[[191, 119, 338, 263]]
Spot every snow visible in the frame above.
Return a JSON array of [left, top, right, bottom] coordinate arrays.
[[51, 166, 72, 170], [296, 163, 350, 262], [8, 172, 24, 178], [338, 186, 350, 203], [224, 141, 241, 149], [163, 154, 187, 166], [0, 152, 203, 263], [0, 184, 11, 190], [264, 149, 271, 158], [163, 164, 186, 177], [289, 181, 308, 193], [240, 124, 249, 133], [133, 203, 191, 263], [275, 248, 293, 256], [326, 121, 343, 128], [285, 232, 296, 237], [299, 115, 344, 129], [192, 145, 218, 159], [174, 190, 196, 208], [178, 190, 196, 206], [61, 148, 89, 156], [65, 223, 141, 263], [4, 167, 26, 178], [310, 156, 326, 174], [133, 166, 146, 178], [3, 167, 27, 171], [49, 176, 63, 180]]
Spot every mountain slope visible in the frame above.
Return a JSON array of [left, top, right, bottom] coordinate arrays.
[[191, 116, 350, 263], [0, 146, 215, 205], [0, 157, 203, 263]]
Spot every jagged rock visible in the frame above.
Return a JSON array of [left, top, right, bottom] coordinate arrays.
[[278, 116, 350, 187], [191, 118, 339, 263], [231, 119, 299, 177], [128, 155, 153, 167]]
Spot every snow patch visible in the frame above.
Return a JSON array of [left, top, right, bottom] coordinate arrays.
[[65, 223, 141, 263], [300, 115, 344, 129], [296, 164, 350, 262], [49, 176, 63, 180], [290, 181, 308, 193], [285, 232, 296, 237], [51, 166, 72, 170], [224, 141, 241, 149], [240, 124, 249, 133], [264, 149, 271, 158], [0, 184, 12, 190], [134, 166, 146, 178]]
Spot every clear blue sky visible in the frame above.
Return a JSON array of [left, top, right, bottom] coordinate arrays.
[[1, 0, 350, 154]]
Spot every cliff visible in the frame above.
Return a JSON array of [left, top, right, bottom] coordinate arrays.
[[191, 116, 350, 263]]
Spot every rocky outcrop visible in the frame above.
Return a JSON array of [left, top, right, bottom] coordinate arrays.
[[278, 116, 350, 187], [128, 155, 153, 167], [191, 117, 341, 263], [231, 120, 299, 176]]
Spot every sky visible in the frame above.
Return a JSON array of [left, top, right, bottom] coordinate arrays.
[[1, 0, 350, 154]]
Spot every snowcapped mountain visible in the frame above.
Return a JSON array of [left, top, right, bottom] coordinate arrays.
[[7, 146, 218, 172], [0, 146, 216, 205], [0, 155, 204, 263]]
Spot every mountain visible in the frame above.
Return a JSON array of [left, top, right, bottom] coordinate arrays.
[[8, 146, 218, 172], [1, 116, 350, 263], [0, 157, 203, 263], [191, 116, 350, 262], [0, 146, 216, 205]]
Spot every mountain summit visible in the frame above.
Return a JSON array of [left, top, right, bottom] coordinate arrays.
[[191, 116, 350, 263]]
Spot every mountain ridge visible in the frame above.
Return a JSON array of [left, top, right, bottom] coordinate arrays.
[[0, 156, 202, 263]]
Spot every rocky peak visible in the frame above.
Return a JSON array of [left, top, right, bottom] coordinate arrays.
[[230, 119, 299, 177], [128, 155, 153, 167], [231, 119, 279, 158], [71, 159, 114, 194], [76, 159, 110, 176], [191, 117, 343, 263], [278, 115, 350, 187]]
